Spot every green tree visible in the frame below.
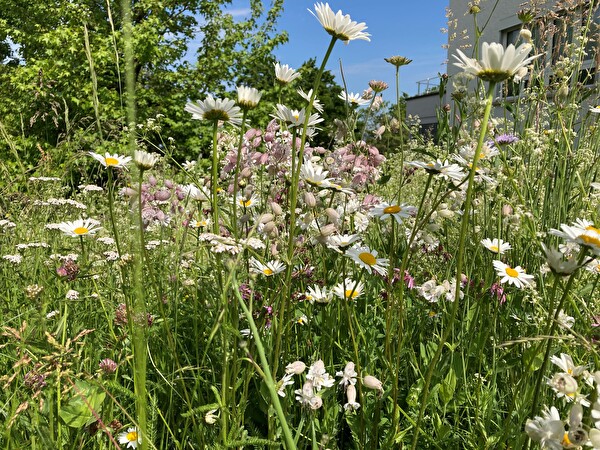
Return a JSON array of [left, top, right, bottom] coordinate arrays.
[[0, 0, 286, 172]]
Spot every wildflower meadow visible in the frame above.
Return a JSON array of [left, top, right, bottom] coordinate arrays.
[[4, 1, 600, 448]]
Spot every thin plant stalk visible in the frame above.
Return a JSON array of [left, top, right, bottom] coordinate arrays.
[[233, 279, 297, 450], [410, 81, 497, 450]]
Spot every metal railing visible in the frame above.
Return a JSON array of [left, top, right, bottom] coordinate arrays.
[[416, 77, 440, 95]]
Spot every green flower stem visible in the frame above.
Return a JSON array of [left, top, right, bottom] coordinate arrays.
[[272, 35, 338, 376], [530, 253, 586, 416], [232, 110, 249, 238], [106, 168, 123, 256], [233, 280, 297, 450], [211, 121, 220, 235], [409, 81, 496, 450]]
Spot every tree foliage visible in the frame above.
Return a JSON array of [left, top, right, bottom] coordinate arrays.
[[0, 0, 287, 167]]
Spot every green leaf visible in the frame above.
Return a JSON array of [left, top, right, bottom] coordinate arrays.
[[59, 380, 105, 428]]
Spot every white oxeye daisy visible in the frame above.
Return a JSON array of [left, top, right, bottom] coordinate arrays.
[[274, 62, 301, 84], [346, 246, 389, 276], [407, 159, 465, 182], [453, 41, 541, 83], [117, 427, 142, 449], [370, 202, 416, 224], [492, 260, 534, 289], [305, 285, 331, 304], [236, 193, 259, 208], [550, 353, 586, 377], [185, 94, 243, 126], [237, 85, 262, 110], [590, 105, 600, 114], [310, 2, 370, 43], [300, 159, 332, 187], [338, 91, 370, 107], [524, 406, 565, 447], [272, 104, 323, 128], [541, 244, 579, 276], [57, 218, 102, 238], [88, 151, 132, 169], [550, 219, 600, 255], [481, 238, 511, 254], [182, 184, 209, 202], [297, 88, 323, 113], [333, 278, 364, 300], [249, 257, 285, 276], [326, 234, 361, 252], [133, 150, 159, 171]]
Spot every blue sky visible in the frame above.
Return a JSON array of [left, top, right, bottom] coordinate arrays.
[[227, 1, 449, 100]]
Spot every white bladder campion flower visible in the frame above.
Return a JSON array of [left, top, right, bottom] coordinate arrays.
[[185, 94, 242, 126], [453, 42, 541, 83], [310, 2, 370, 43]]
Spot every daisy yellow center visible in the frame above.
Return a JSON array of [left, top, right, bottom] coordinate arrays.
[[126, 431, 138, 442], [104, 157, 119, 166], [241, 199, 252, 207], [489, 245, 499, 252], [428, 311, 437, 318], [263, 268, 273, 276], [580, 233, 600, 247], [359, 252, 377, 266], [73, 227, 89, 235], [345, 289, 359, 299], [383, 205, 401, 214], [505, 267, 519, 278]]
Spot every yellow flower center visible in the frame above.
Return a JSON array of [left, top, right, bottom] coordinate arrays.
[[428, 311, 437, 318], [489, 245, 499, 253], [293, 114, 299, 121], [562, 432, 571, 446], [73, 227, 89, 235], [505, 267, 519, 278], [580, 233, 600, 248], [586, 225, 600, 233], [104, 157, 119, 166], [383, 205, 401, 214], [359, 252, 377, 266], [126, 431, 138, 442], [263, 268, 273, 276], [345, 289, 359, 299], [241, 199, 252, 207]]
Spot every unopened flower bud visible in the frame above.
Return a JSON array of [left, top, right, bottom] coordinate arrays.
[[320, 223, 337, 237], [285, 360, 306, 375], [304, 192, 317, 208], [325, 208, 339, 222], [520, 29, 532, 43], [502, 204, 513, 216], [271, 202, 283, 215], [363, 375, 383, 392], [262, 221, 277, 234], [241, 167, 252, 178], [259, 213, 274, 224]]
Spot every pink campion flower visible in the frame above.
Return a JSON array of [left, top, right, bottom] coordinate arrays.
[[404, 270, 416, 289], [490, 282, 507, 304]]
